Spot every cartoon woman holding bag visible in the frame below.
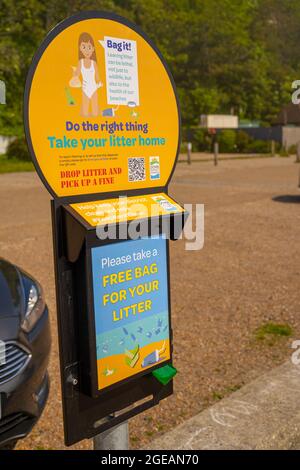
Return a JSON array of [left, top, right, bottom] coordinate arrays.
[[70, 32, 103, 117]]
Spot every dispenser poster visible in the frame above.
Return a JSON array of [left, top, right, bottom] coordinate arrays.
[[91, 236, 170, 390], [26, 16, 179, 198]]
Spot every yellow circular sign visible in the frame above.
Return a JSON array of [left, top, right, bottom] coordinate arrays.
[[24, 12, 180, 198]]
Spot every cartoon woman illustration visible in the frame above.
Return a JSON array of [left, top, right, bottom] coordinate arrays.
[[72, 32, 103, 117]]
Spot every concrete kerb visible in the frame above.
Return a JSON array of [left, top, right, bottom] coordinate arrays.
[[146, 361, 300, 450]]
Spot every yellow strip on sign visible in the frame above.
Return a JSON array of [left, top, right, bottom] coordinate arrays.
[[70, 193, 183, 227]]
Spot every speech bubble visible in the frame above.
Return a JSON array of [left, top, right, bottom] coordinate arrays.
[[127, 101, 137, 108]]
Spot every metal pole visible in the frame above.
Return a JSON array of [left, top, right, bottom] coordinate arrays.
[[271, 140, 275, 156], [187, 142, 192, 165], [296, 141, 300, 163], [93, 420, 129, 450], [213, 141, 219, 166]]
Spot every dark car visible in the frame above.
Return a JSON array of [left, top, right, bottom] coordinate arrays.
[[0, 259, 51, 449]]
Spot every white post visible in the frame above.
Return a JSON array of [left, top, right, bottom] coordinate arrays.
[[187, 142, 192, 165], [271, 140, 275, 156]]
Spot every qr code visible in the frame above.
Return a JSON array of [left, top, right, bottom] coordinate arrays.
[[128, 157, 146, 182]]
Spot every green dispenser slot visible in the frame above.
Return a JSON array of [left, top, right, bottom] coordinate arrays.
[[152, 364, 177, 385]]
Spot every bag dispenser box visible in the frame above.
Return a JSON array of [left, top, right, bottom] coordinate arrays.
[[63, 193, 187, 397], [24, 11, 188, 445]]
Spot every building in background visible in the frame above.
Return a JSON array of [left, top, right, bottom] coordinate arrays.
[[200, 114, 238, 130]]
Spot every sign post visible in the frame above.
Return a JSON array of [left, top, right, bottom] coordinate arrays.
[[24, 11, 187, 447], [93, 418, 129, 450]]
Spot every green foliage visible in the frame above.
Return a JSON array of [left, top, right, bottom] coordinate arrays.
[[218, 130, 236, 153], [247, 139, 270, 154], [181, 127, 272, 154], [6, 136, 30, 161], [182, 127, 212, 152], [192, 128, 211, 152], [0, 0, 300, 137], [0, 154, 33, 173], [236, 131, 252, 153], [279, 147, 290, 157], [288, 144, 297, 154], [255, 322, 293, 341], [180, 142, 188, 153]]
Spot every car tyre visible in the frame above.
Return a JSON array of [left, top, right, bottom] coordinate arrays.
[[0, 440, 18, 450]]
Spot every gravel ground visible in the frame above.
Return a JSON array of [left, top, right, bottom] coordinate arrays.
[[0, 156, 299, 450]]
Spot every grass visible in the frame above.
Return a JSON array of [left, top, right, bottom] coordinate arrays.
[[255, 322, 293, 343], [0, 154, 34, 173], [212, 383, 243, 401], [224, 384, 243, 393], [212, 391, 224, 401], [157, 424, 165, 432]]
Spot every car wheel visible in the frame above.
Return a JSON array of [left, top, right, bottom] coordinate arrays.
[[0, 440, 18, 450]]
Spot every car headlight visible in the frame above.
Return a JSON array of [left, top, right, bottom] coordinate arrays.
[[21, 282, 46, 333]]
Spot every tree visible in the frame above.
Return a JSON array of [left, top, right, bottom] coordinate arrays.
[[0, 0, 299, 136]]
